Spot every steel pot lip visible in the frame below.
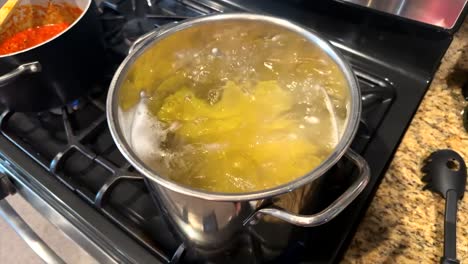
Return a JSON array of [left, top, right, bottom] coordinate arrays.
[[0, 0, 92, 59], [107, 13, 362, 202]]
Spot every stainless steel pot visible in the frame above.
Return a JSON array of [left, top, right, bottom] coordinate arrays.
[[0, 0, 105, 112], [107, 13, 370, 253]]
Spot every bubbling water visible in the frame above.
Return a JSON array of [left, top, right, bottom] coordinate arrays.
[[118, 20, 349, 193]]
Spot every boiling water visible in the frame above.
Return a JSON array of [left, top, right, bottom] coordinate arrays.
[[118, 21, 349, 193]]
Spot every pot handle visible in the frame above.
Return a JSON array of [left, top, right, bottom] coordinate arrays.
[[244, 149, 370, 227], [0, 62, 42, 86]]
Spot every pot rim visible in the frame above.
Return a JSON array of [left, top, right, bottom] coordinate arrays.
[[0, 0, 92, 58], [107, 13, 362, 202]]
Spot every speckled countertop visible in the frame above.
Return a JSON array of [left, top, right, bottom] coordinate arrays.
[[343, 19, 468, 263]]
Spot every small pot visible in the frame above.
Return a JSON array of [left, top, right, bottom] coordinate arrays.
[[0, 0, 105, 112], [107, 14, 370, 253]]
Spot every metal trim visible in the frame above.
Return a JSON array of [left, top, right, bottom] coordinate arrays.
[[0, 134, 164, 264], [0, 163, 119, 264], [0, 200, 66, 264], [338, 0, 468, 29]]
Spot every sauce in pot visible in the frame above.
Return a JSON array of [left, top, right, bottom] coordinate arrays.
[[0, 3, 83, 55], [0, 23, 69, 55]]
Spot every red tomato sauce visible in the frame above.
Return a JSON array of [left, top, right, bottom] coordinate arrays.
[[0, 22, 70, 55]]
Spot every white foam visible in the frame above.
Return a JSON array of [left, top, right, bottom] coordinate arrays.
[[118, 97, 168, 164]]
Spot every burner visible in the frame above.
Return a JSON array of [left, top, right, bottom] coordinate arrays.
[[47, 99, 88, 116], [98, 1, 176, 55], [98, 0, 218, 56], [122, 18, 157, 43]]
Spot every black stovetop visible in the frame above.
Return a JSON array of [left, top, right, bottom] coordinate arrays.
[[0, 0, 459, 263]]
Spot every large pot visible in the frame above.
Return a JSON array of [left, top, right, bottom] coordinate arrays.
[[0, 0, 105, 112], [107, 14, 370, 255]]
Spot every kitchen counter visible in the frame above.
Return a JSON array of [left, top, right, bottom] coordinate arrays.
[[343, 19, 468, 263]]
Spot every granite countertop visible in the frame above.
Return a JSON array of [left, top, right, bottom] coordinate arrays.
[[343, 18, 468, 263]]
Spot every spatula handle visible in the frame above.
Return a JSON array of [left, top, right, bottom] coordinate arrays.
[[441, 189, 459, 264]]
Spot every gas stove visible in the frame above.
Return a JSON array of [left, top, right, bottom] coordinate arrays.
[[0, 0, 461, 263]]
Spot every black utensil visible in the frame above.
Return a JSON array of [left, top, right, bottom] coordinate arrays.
[[422, 149, 467, 264]]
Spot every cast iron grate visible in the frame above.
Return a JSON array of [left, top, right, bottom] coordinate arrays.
[[0, 70, 394, 263], [0, 0, 395, 262], [98, 0, 232, 57], [0, 97, 183, 263]]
